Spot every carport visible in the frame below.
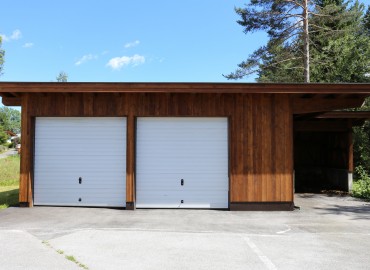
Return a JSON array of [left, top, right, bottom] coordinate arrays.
[[294, 105, 370, 193], [1, 82, 370, 210]]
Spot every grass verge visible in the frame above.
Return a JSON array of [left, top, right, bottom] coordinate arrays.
[[0, 155, 20, 209]]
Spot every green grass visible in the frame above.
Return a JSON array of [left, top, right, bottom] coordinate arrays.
[[65, 254, 89, 269], [0, 155, 20, 209], [42, 242, 88, 269], [0, 145, 8, 154]]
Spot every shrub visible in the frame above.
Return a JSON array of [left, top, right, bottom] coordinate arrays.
[[0, 126, 7, 145], [0, 145, 7, 153], [351, 166, 370, 200]]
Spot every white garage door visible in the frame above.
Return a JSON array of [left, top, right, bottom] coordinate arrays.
[[34, 117, 126, 207], [136, 117, 228, 209]]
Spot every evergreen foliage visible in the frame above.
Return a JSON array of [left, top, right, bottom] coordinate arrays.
[[310, 0, 370, 82], [56, 71, 68, 82], [225, 0, 370, 83]]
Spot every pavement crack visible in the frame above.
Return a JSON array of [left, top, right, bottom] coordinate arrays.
[[42, 240, 89, 269]]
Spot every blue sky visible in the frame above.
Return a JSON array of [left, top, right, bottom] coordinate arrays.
[[0, 0, 370, 83]]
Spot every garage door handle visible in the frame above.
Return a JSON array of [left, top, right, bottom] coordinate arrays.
[[79, 177, 82, 184], [181, 179, 184, 186]]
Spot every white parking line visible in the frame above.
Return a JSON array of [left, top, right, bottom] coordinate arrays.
[[244, 236, 277, 270], [276, 225, 291, 234]]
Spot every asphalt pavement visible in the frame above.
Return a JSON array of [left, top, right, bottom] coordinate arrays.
[[0, 194, 369, 270], [0, 149, 17, 159]]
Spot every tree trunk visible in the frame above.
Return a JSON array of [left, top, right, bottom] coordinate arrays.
[[303, 0, 310, 83]]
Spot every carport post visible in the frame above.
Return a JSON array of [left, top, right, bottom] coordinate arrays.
[[126, 114, 135, 210], [19, 94, 33, 207], [348, 121, 353, 191]]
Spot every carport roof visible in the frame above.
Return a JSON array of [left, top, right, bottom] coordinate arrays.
[[1, 82, 370, 94], [1, 82, 370, 109]]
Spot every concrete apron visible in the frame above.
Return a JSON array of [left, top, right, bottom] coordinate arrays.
[[0, 194, 369, 270]]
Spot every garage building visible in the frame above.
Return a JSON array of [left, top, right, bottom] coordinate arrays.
[[1, 82, 370, 210]]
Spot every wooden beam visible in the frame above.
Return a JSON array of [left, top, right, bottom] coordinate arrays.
[[293, 97, 365, 114], [1, 96, 21, 106], [294, 112, 326, 120], [1, 82, 370, 94], [294, 121, 351, 132], [316, 111, 370, 119]]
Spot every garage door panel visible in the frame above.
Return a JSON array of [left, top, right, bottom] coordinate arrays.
[[180, 191, 229, 208], [139, 132, 227, 142], [34, 117, 126, 207], [182, 177, 229, 190], [137, 173, 228, 190], [35, 159, 126, 172], [36, 118, 124, 128], [137, 177, 183, 190], [36, 149, 125, 156], [35, 181, 126, 189], [36, 132, 125, 140], [136, 190, 184, 208], [37, 174, 126, 185], [136, 162, 228, 174], [137, 155, 226, 161], [136, 117, 228, 209], [136, 190, 228, 209], [139, 140, 226, 147], [34, 195, 124, 207], [137, 156, 228, 167], [35, 140, 125, 152], [35, 155, 124, 162], [138, 117, 224, 127]]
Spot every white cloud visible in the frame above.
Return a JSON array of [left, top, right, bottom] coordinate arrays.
[[0, 29, 22, 42], [11, 29, 22, 40], [124, 40, 140, 48], [23, 42, 34, 48], [106, 54, 145, 70], [75, 54, 98, 66]]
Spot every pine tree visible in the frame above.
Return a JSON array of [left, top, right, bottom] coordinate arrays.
[[56, 71, 68, 82], [225, 0, 370, 83], [224, 0, 321, 82], [310, 0, 370, 82]]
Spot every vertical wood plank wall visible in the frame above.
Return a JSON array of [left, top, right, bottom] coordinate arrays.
[[19, 93, 293, 206]]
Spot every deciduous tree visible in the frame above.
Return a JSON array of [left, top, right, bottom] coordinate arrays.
[[0, 107, 21, 134]]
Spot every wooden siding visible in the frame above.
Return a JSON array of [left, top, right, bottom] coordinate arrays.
[[19, 93, 293, 206]]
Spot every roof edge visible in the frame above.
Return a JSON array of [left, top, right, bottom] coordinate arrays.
[[1, 82, 370, 94]]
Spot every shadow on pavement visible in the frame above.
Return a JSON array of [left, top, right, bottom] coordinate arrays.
[[314, 203, 370, 220]]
